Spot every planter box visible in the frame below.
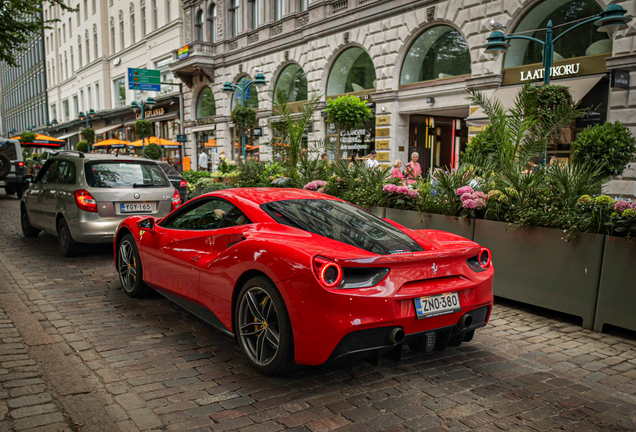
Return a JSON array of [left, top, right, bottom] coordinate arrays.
[[474, 219, 604, 329], [385, 209, 475, 240], [367, 206, 386, 218], [594, 236, 636, 332]]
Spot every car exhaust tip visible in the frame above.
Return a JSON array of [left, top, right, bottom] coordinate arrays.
[[388, 327, 405, 344], [458, 314, 473, 330]]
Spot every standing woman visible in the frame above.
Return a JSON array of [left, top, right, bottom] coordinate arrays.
[[348, 151, 360, 168], [405, 152, 422, 183], [390, 159, 404, 182]]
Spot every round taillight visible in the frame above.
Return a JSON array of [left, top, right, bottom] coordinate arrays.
[[320, 262, 343, 287], [479, 248, 491, 269]]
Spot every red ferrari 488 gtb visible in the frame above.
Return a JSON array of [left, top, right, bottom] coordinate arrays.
[[114, 188, 494, 374]]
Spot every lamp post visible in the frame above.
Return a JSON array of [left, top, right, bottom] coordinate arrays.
[[222, 73, 267, 162], [78, 109, 96, 152], [130, 97, 156, 151], [483, 4, 632, 85]]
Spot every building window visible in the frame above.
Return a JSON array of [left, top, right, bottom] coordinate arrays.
[[95, 82, 100, 109], [195, 10, 204, 41], [78, 35, 83, 67], [152, 0, 158, 30], [230, 76, 258, 110], [58, 28, 61, 46], [229, 0, 239, 37], [63, 23, 66, 42], [155, 57, 178, 94], [250, 0, 261, 30], [115, 77, 126, 106], [73, 95, 79, 117], [87, 86, 92, 108], [69, 18, 72, 37], [166, 0, 171, 22], [119, 11, 125, 51], [63, 99, 69, 121], [326, 47, 376, 95], [196, 87, 216, 118], [83, 0, 88, 20], [110, 17, 115, 54], [93, 24, 98, 58], [504, 0, 610, 69], [274, 63, 307, 102], [141, 0, 147, 36], [130, 4, 136, 44], [59, 54, 63, 80], [275, 0, 284, 20], [208, 4, 217, 43], [92, 0, 96, 14], [51, 104, 57, 121], [64, 51, 68, 80], [300, 0, 309, 12], [400, 25, 471, 85], [70, 47, 75, 74]]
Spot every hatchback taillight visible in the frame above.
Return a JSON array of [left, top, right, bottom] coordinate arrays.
[[171, 189, 181, 211], [179, 180, 187, 188], [74, 189, 97, 213]]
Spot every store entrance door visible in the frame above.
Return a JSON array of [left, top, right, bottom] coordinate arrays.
[[409, 115, 467, 176]]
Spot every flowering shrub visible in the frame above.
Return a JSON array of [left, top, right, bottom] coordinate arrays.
[[303, 180, 327, 191], [381, 184, 419, 210], [271, 176, 292, 187]]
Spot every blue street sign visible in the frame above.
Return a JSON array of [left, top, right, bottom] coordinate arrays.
[[128, 68, 161, 92], [245, 85, 251, 100]]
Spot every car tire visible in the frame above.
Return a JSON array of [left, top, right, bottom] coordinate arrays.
[[235, 276, 295, 375], [0, 153, 10, 179], [57, 218, 79, 257], [117, 234, 150, 298], [20, 206, 40, 238]]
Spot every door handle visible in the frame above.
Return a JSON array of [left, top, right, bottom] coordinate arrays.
[[190, 254, 201, 262]]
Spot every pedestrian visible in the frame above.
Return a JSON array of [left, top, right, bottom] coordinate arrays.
[[198, 147, 209, 172], [365, 151, 380, 170], [390, 159, 404, 182], [321, 153, 329, 163], [404, 152, 422, 182], [348, 151, 360, 168]]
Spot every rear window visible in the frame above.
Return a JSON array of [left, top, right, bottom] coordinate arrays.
[[85, 161, 170, 188], [0, 141, 18, 160], [158, 162, 180, 176], [262, 199, 424, 255]]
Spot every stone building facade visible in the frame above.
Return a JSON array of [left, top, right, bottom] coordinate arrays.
[[173, 0, 636, 172]]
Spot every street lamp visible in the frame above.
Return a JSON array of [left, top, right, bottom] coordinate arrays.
[[130, 97, 156, 150], [483, 4, 632, 85], [222, 72, 268, 161], [78, 109, 97, 151]]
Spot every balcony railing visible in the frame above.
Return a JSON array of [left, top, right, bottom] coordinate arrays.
[[332, 0, 348, 13], [172, 41, 216, 61]]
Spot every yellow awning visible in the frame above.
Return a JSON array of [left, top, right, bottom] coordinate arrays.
[[92, 139, 130, 148], [128, 136, 181, 147]]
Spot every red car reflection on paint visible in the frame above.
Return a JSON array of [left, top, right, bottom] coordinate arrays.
[[114, 188, 494, 374]]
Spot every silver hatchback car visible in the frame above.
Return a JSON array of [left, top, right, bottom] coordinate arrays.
[[20, 151, 180, 256]]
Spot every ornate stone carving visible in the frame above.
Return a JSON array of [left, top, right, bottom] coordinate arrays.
[[185, 9, 192, 43], [344, 31, 349, 44], [271, 24, 283, 36], [296, 13, 309, 27], [249, 33, 259, 43], [427, 6, 435, 21], [230, 40, 238, 50]]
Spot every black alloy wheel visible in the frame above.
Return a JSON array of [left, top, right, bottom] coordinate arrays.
[[118, 234, 150, 298]]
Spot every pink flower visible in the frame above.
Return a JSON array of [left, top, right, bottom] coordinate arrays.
[[456, 186, 474, 196], [463, 199, 477, 209], [383, 184, 398, 193], [315, 180, 327, 187], [461, 193, 472, 202], [474, 198, 486, 209], [303, 181, 317, 190], [397, 186, 409, 195], [473, 191, 486, 200], [407, 189, 419, 198], [615, 200, 631, 213], [632, 202, 636, 210]]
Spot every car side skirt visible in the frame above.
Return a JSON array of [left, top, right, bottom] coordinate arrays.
[[154, 288, 235, 337]]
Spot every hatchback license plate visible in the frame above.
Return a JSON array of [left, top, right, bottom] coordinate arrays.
[[120, 203, 152, 213], [414, 292, 461, 319]]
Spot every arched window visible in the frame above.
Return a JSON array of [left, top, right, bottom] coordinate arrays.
[[196, 87, 216, 118], [195, 9, 204, 41], [78, 35, 83, 67], [207, 4, 217, 43], [231, 76, 259, 110], [64, 51, 68, 80], [152, 0, 158, 30], [119, 11, 125, 51], [70, 46, 74, 74], [274, 63, 308, 103], [141, 0, 147, 36], [400, 25, 471, 85], [229, 0, 239, 37], [85, 30, 90, 63], [504, 0, 610, 69], [93, 24, 98, 58], [166, 0, 171, 22], [110, 17, 115, 54], [326, 47, 376, 96], [130, 3, 136, 44]]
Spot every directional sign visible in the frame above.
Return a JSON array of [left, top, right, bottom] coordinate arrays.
[[128, 68, 161, 92], [176, 135, 187, 143]]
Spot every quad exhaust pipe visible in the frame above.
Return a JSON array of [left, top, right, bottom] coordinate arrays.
[[388, 327, 405, 344], [457, 313, 473, 330]]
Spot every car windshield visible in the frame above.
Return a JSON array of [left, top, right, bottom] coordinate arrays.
[[262, 199, 424, 255], [158, 162, 180, 176], [85, 161, 170, 188]]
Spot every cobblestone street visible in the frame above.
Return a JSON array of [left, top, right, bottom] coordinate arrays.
[[1, 195, 636, 432]]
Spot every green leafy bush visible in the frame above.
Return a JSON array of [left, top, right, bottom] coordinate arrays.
[[231, 106, 257, 131], [182, 169, 212, 184], [19, 131, 36, 145], [143, 143, 162, 160], [571, 121, 636, 178], [81, 128, 95, 145], [324, 95, 373, 131], [75, 141, 89, 152], [464, 126, 497, 157], [134, 119, 154, 139]]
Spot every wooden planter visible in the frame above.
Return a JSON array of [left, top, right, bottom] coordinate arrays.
[[594, 236, 636, 332], [473, 219, 604, 329], [384, 209, 475, 240]]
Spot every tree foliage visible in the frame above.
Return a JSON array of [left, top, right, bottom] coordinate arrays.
[[324, 95, 373, 131], [19, 131, 36, 145], [571, 121, 636, 178], [81, 128, 95, 145], [134, 119, 153, 138], [75, 141, 88, 152], [231, 106, 257, 131], [0, 1, 75, 67], [143, 143, 162, 160]]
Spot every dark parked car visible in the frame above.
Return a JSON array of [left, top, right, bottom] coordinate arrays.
[[0, 139, 29, 198], [157, 162, 187, 203]]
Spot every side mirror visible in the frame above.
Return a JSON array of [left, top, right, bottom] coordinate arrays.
[[137, 217, 155, 232], [23, 175, 34, 184]]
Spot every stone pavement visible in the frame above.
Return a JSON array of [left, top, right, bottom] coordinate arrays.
[[0, 194, 636, 432]]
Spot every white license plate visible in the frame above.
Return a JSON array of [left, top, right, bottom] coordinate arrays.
[[120, 203, 152, 213], [0, 181, 5, 186], [414, 292, 461, 319]]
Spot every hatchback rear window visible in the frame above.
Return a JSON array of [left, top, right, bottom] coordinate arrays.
[[262, 199, 424, 255], [85, 162, 170, 188]]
